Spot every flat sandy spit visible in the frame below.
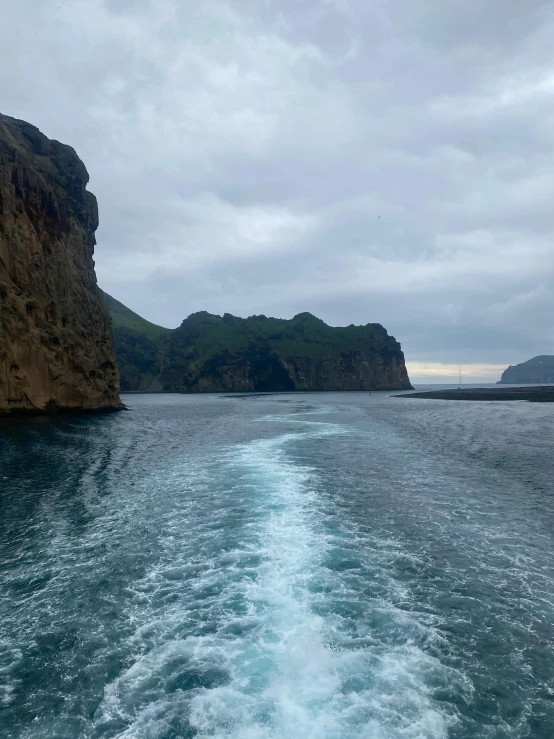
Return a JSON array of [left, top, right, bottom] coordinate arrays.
[[393, 386, 554, 402]]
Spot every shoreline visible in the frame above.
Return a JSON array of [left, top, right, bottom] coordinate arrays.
[[393, 386, 554, 402]]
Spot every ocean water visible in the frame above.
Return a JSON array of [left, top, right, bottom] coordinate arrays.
[[1, 391, 553, 738]]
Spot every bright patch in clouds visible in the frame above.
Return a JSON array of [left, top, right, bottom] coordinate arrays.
[[407, 362, 507, 383]]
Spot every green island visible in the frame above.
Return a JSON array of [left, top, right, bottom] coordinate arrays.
[[102, 293, 413, 393]]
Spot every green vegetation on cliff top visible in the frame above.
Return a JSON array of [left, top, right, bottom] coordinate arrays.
[[102, 293, 411, 393], [101, 292, 171, 391], [170, 310, 395, 365]]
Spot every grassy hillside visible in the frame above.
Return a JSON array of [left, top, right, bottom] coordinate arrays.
[[102, 292, 172, 390], [101, 291, 172, 341], [167, 311, 395, 365]]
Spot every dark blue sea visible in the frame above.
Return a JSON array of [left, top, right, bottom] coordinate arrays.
[[1, 390, 553, 738]]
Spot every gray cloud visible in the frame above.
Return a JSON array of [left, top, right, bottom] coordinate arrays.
[[2, 0, 553, 378]]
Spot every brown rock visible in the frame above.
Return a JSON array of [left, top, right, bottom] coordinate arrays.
[[0, 113, 122, 413]]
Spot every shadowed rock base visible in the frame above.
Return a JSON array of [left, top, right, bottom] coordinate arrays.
[[0, 404, 127, 418]]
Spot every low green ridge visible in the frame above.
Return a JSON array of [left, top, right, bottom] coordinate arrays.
[[103, 295, 413, 393]]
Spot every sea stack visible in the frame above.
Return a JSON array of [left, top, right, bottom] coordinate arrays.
[[0, 113, 122, 413]]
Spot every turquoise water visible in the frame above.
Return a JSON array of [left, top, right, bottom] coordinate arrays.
[[1, 392, 553, 738]]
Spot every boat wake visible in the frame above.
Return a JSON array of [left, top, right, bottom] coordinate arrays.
[[95, 418, 465, 738]]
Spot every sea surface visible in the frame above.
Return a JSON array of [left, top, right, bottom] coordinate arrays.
[[1, 390, 553, 738]]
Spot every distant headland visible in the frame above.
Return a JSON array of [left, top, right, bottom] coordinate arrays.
[[497, 356, 554, 385]]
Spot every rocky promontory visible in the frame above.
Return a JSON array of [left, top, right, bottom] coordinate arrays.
[[104, 296, 413, 393], [497, 356, 554, 385], [0, 114, 122, 413]]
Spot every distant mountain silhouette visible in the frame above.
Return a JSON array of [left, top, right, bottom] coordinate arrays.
[[497, 355, 554, 384]]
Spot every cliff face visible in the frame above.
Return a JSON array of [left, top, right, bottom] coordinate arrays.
[[104, 299, 413, 393], [279, 353, 411, 391], [0, 114, 122, 413], [497, 356, 554, 385]]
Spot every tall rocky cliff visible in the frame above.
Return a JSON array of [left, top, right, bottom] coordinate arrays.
[[0, 114, 122, 413], [104, 296, 413, 393]]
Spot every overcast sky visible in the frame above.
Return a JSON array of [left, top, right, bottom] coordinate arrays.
[[2, 0, 553, 381]]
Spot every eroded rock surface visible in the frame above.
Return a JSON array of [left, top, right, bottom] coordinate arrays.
[[0, 113, 122, 413]]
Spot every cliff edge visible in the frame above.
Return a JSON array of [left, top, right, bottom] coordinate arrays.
[[0, 113, 122, 413], [162, 311, 413, 393]]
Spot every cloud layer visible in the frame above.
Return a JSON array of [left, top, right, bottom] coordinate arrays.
[[2, 0, 553, 377]]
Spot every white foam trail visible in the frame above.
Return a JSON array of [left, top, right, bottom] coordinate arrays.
[[96, 418, 463, 738], [186, 431, 454, 738]]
